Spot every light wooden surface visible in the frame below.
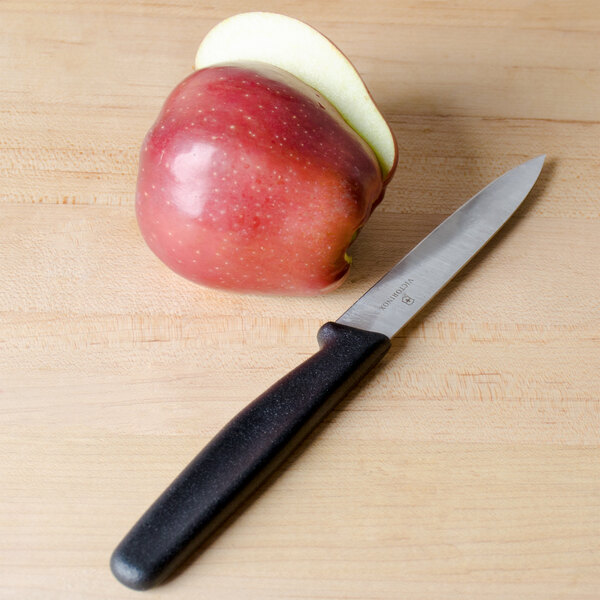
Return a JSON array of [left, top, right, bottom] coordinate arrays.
[[1, 1, 599, 598]]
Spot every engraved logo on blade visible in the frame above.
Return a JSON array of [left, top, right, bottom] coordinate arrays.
[[380, 279, 415, 311]]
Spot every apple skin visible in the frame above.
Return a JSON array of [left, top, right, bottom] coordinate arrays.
[[136, 63, 383, 295]]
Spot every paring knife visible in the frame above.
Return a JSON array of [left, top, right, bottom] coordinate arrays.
[[111, 155, 545, 590]]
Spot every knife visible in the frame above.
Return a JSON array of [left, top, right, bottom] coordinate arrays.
[[111, 155, 545, 590]]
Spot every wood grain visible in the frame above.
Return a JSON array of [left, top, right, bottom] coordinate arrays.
[[1, 1, 599, 598]]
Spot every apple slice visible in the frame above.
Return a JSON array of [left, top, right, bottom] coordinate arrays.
[[195, 12, 397, 180]]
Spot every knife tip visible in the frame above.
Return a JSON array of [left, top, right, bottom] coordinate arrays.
[[521, 154, 546, 178]]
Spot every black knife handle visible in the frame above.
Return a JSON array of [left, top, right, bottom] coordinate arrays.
[[110, 322, 391, 590]]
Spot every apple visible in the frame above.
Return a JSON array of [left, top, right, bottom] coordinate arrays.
[[136, 12, 397, 295]]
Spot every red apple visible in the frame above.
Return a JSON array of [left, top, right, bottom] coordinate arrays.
[[136, 13, 397, 295]]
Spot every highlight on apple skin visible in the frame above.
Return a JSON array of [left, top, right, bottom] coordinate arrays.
[[136, 12, 397, 295]]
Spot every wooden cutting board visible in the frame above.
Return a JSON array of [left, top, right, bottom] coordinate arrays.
[[1, 1, 599, 598]]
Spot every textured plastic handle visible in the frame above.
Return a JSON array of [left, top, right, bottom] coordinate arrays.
[[110, 322, 391, 590]]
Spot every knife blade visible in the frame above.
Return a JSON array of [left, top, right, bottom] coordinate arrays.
[[111, 155, 545, 590], [338, 154, 546, 336]]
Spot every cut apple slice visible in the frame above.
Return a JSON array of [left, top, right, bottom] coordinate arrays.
[[195, 12, 397, 179]]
